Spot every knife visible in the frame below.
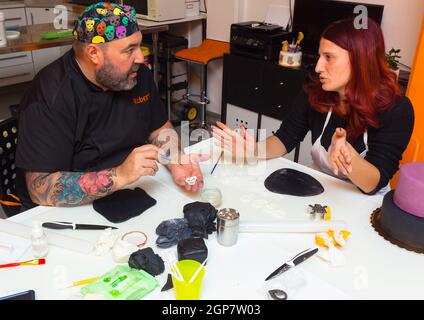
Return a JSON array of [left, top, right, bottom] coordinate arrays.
[[265, 247, 318, 281], [42, 221, 117, 230]]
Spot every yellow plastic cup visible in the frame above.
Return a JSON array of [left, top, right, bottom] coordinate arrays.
[[171, 259, 205, 300]]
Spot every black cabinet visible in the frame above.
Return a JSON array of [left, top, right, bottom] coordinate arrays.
[[221, 53, 308, 123], [222, 54, 265, 112], [263, 64, 308, 119]]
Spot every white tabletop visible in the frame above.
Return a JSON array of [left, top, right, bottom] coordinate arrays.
[[2, 140, 424, 300]]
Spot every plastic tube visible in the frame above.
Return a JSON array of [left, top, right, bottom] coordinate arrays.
[[239, 220, 348, 233], [0, 219, 93, 254]]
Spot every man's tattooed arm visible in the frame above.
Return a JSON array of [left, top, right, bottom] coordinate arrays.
[[25, 168, 121, 207], [149, 121, 181, 163]]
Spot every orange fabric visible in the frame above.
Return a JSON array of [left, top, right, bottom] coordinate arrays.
[[175, 39, 230, 64], [389, 15, 423, 188], [0, 193, 21, 207], [406, 15, 424, 161], [390, 136, 420, 188], [0, 200, 21, 207]]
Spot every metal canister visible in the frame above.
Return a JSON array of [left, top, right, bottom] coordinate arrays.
[[216, 208, 240, 246]]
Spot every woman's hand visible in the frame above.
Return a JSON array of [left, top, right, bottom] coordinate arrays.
[[328, 128, 353, 176], [211, 121, 256, 162]]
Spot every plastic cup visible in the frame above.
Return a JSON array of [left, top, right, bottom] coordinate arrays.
[[201, 187, 222, 207], [171, 259, 205, 300]]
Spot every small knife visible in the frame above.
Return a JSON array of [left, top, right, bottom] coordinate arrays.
[[265, 247, 318, 281], [42, 221, 117, 230]]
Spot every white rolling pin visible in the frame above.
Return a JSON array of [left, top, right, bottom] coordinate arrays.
[[0, 219, 94, 254], [239, 220, 348, 233]]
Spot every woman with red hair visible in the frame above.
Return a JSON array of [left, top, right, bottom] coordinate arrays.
[[212, 18, 414, 194]]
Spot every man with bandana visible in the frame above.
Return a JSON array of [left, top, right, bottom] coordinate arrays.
[[15, 2, 206, 209]]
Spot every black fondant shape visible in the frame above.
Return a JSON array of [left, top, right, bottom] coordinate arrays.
[[264, 168, 324, 197], [161, 274, 173, 291]]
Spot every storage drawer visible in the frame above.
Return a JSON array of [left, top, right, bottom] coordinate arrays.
[[226, 103, 259, 140], [0, 52, 33, 68], [259, 114, 282, 140], [223, 54, 265, 111], [263, 65, 307, 120], [2, 8, 27, 27], [0, 63, 35, 87]]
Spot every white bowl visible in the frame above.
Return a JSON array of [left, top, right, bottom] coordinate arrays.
[[6, 30, 20, 40]]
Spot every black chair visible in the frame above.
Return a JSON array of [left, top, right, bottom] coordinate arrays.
[[9, 104, 20, 119], [0, 117, 21, 217]]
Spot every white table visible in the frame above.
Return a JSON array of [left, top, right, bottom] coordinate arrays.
[[2, 140, 424, 300]]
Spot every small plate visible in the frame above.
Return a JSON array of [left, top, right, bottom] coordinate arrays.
[[6, 30, 20, 40]]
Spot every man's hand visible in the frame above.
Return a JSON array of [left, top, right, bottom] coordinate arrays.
[[328, 128, 353, 176], [116, 144, 160, 187], [169, 154, 209, 192]]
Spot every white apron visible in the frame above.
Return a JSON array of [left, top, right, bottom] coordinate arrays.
[[310, 110, 390, 195]]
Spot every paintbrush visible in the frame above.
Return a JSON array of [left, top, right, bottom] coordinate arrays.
[[210, 151, 224, 175], [0, 258, 46, 269]]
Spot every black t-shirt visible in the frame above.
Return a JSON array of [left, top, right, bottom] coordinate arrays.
[[15, 49, 168, 209], [275, 90, 415, 194]]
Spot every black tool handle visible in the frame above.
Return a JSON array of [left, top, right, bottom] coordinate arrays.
[[293, 248, 319, 266], [42, 222, 73, 230]]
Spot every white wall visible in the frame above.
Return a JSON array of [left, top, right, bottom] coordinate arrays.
[[238, 0, 424, 67], [204, 0, 239, 114], [206, 0, 240, 41]]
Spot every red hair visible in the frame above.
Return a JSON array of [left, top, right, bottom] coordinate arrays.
[[305, 18, 399, 142]]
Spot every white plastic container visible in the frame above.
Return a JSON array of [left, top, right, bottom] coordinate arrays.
[[0, 219, 93, 254], [185, 0, 200, 17], [279, 51, 302, 68], [31, 221, 49, 258], [0, 12, 7, 48]]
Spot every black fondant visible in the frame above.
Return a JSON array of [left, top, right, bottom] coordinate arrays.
[[380, 190, 424, 249], [128, 247, 165, 276], [264, 168, 324, 197], [156, 218, 193, 248], [93, 187, 156, 223], [183, 202, 217, 238], [177, 238, 208, 264], [161, 274, 173, 291]]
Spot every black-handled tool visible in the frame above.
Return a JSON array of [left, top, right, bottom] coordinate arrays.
[[42, 221, 117, 230], [265, 247, 318, 281]]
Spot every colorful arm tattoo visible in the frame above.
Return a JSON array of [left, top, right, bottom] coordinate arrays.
[[149, 123, 182, 164], [26, 168, 118, 207]]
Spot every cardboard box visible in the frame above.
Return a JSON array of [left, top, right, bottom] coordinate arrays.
[[185, 0, 200, 17]]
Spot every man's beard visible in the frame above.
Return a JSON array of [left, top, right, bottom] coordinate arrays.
[[95, 59, 140, 91]]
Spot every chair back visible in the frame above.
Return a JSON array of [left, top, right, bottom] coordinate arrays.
[[0, 117, 21, 217]]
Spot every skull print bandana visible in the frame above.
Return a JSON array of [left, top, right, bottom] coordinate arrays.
[[73, 2, 139, 44]]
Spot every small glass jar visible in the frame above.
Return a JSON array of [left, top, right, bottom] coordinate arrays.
[[201, 187, 222, 208], [31, 221, 49, 258]]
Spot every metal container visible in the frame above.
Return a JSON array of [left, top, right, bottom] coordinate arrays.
[[216, 208, 240, 246]]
